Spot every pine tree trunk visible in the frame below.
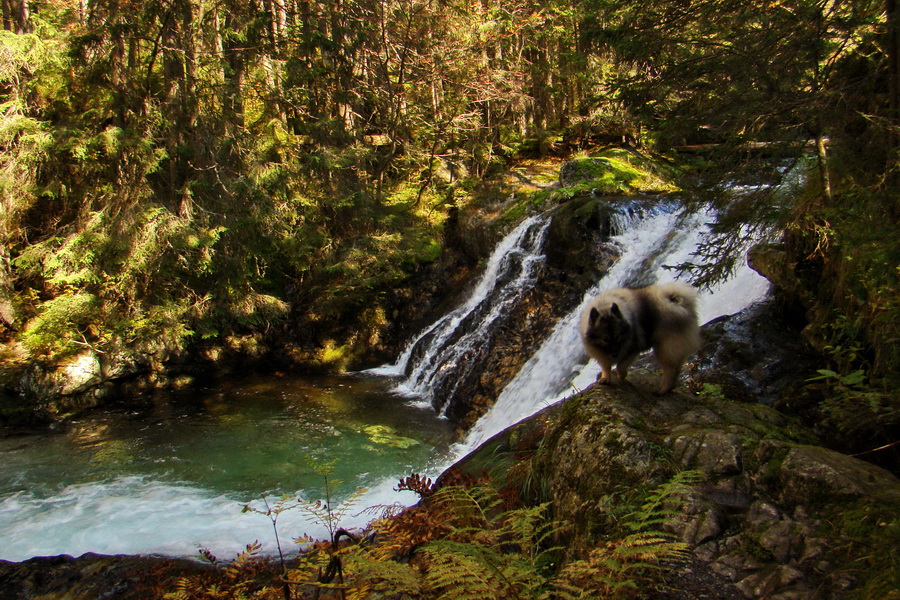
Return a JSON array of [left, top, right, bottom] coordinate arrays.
[[1, 0, 28, 33], [0, 231, 14, 327], [887, 0, 899, 152], [222, 10, 246, 129], [816, 132, 832, 202]]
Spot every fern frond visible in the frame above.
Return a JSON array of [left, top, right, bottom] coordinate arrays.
[[626, 470, 704, 532], [161, 577, 192, 600], [430, 484, 498, 530], [551, 471, 701, 599], [224, 540, 263, 579], [344, 551, 422, 597], [422, 540, 504, 599]]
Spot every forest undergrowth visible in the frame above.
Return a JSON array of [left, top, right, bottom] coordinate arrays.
[[161, 470, 704, 600]]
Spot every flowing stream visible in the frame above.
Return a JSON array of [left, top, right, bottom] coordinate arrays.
[[0, 200, 769, 562], [0, 375, 455, 561]]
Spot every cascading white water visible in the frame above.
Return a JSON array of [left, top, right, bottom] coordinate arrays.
[[459, 206, 770, 451], [368, 214, 552, 413]]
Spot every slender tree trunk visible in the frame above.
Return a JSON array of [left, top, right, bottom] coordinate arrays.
[[0, 222, 14, 327], [816, 132, 832, 201], [297, 0, 325, 124], [180, 0, 200, 218], [811, 6, 832, 202], [109, 15, 128, 126], [161, 8, 183, 206], [222, 9, 246, 129], [180, 0, 198, 122], [1, 0, 28, 33], [887, 0, 899, 153]]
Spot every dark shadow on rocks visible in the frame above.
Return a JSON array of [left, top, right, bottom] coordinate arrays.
[[690, 299, 821, 407]]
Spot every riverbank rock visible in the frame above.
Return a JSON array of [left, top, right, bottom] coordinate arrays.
[[0, 553, 213, 600], [4, 337, 195, 427], [689, 299, 819, 406], [12, 353, 114, 424], [445, 373, 899, 599]]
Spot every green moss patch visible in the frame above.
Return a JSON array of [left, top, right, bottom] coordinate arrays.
[[827, 499, 900, 599]]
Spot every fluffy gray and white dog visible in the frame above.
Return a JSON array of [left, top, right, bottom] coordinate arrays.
[[580, 282, 701, 395]]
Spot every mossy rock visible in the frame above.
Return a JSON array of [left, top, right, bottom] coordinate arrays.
[[558, 150, 677, 194], [560, 157, 617, 187]]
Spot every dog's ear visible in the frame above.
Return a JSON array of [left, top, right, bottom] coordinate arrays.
[[611, 302, 623, 318], [589, 307, 600, 324]]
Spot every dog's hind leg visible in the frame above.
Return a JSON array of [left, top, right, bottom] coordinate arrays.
[[653, 336, 696, 395], [656, 362, 680, 395]]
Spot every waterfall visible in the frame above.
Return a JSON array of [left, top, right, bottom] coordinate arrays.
[[367, 214, 552, 414], [460, 206, 770, 451], [0, 204, 772, 564], [368, 198, 769, 458]]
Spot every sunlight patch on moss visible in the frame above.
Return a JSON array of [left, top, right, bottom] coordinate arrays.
[[363, 424, 421, 448], [318, 341, 348, 366]]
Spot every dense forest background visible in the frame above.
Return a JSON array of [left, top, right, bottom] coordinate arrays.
[[0, 0, 896, 455]]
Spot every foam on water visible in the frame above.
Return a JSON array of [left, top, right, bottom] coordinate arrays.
[[0, 475, 420, 562]]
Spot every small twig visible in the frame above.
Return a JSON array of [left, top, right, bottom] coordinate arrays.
[[849, 440, 900, 457], [69, 334, 106, 354]]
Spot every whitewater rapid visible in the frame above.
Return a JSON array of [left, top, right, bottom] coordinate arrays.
[[0, 475, 420, 562]]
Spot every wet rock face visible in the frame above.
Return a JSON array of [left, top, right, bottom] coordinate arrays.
[[690, 300, 820, 406], [440, 281, 579, 429]]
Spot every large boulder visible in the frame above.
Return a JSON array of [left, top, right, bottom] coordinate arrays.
[[442, 302, 899, 599], [559, 157, 615, 188], [446, 375, 899, 599]]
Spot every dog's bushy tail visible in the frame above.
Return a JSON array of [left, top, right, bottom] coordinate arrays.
[[655, 282, 699, 316]]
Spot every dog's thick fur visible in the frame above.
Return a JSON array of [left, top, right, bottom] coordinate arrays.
[[580, 282, 700, 395]]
